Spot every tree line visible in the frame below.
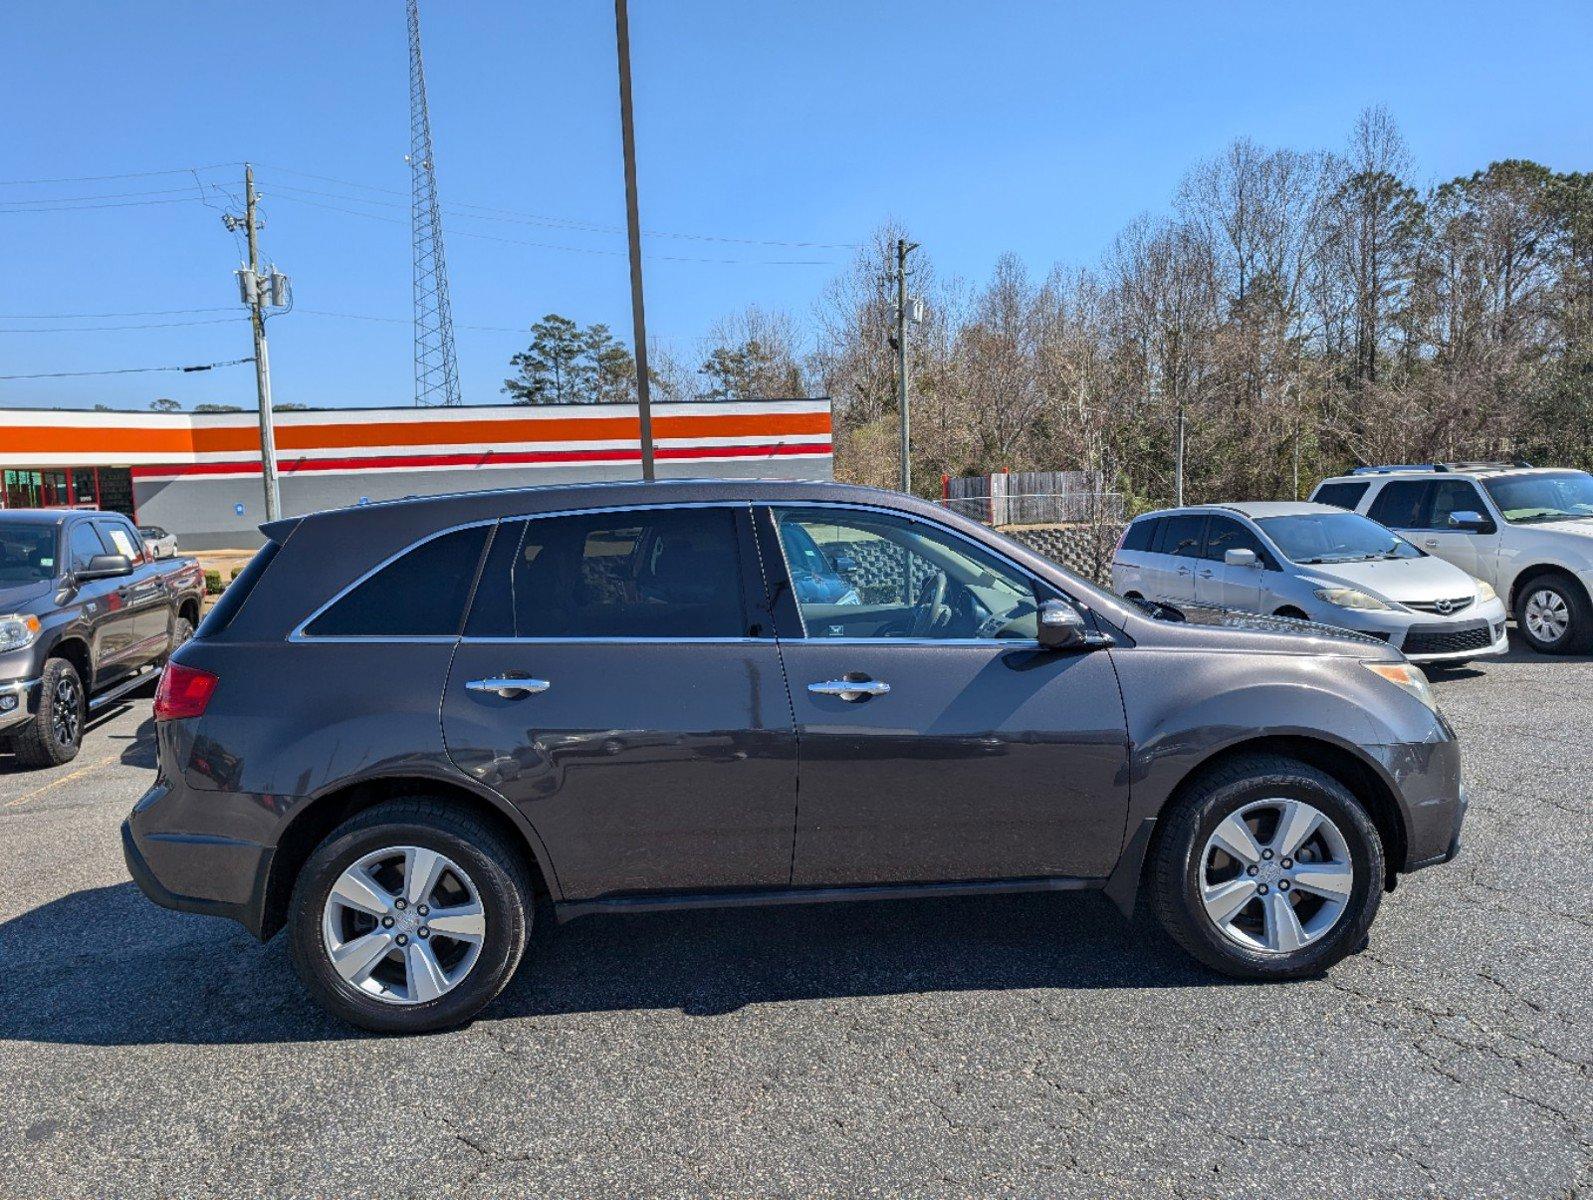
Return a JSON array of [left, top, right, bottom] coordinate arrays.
[[505, 107, 1592, 508]]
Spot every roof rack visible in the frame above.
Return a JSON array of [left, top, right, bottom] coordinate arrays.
[[1347, 460, 1532, 476]]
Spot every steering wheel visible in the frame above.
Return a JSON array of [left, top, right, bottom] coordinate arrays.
[[910, 571, 949, 637]]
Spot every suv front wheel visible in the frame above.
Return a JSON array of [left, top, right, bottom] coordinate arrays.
[[288, 799, 534, 1033], [1515, 575, 1593, 655], [1149, 754, 1384, 979]]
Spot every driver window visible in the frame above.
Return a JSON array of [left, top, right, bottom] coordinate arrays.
[[772, 507, 1040, 641]]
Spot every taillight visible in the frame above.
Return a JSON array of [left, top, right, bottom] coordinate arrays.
[[154, 662, 219, 721]]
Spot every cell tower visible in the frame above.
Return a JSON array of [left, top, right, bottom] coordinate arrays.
[[407, 0, 462, 406]]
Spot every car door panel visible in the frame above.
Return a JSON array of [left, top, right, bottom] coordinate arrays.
[[781, 641, 1130, 885], [440, 507, 798, 900], [760, 504, 1131, 888], [95, 518, 169, 669]]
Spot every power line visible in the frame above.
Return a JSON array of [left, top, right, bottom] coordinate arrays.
[[0, 357, 254, 381], [0, 317, 245, 333], [0, 163, 241, 186], [0, 307, 234, 319], [0, 196, 205, 213]]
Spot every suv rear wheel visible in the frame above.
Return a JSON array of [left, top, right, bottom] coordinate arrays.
[[1149, 754, 1383, 979], [12, 656, 85, 769], [288, 799, 533, 1033], [1515, 574, 1593, 655]]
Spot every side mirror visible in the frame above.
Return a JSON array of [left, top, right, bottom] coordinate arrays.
[[1037, 599, 1092, 651], [1448, 510, 1495, 533], [75, 553, 133, 582], [1224, 548, 1260, 568]]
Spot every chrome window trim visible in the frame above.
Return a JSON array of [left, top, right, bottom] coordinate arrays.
[[290, 501, 755, 645], [763, 499, 1075, 645]]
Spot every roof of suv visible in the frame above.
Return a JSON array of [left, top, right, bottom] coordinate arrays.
[[1319, 464, 1560, 484]]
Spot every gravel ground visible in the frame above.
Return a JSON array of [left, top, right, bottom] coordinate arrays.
[[0, 637, 1587, 1198]]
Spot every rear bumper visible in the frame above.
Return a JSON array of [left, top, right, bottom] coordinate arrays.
[[121, 809, 273, 939]]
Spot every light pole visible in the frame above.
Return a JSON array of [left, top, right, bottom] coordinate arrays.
[[895, 237, 920, 494], [614, 0, 656, 481]]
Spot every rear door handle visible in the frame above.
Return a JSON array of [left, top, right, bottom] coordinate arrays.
[[808, 677, 890, 701], [1176, 566, 1192, 576], [466, 676, 550, 698], [1197, 569, 1214, 578]]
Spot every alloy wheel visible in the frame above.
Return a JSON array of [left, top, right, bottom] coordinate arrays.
[[51, 674, 81, 748], [1524, 588, 1570, 644], [1199, 798, 1354, 954], [321, 845, 487, 1005]]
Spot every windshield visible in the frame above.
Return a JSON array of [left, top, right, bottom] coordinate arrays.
[[1256, 512, 1421, 564], [1481, 471, 1593, 524], [0, 523, 59, 584]]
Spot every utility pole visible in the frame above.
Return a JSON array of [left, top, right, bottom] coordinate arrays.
[[242, 165, 280, 522], [1173, 402, 1186, 507], [895, 237, 920, 494], [614, 0, 656, 481]]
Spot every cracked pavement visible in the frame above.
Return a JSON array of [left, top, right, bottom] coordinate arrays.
[[0, 637, 1587, 1197]]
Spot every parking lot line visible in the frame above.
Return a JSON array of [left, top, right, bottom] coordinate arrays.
[[2, 753, 122, 810]]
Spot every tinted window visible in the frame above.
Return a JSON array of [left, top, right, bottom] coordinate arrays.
[[1312, 481, 1370, 510], [1121, 518, 1158, 552], [773, 507, 1041, 641], [1366, 481, 1431, 529], [69, 523, 109, 570], [198, 540, 281, 637], [1482, 470, 1593, 524], [1202, 517, 1272, 567], [1157, 514, 1208, 558], [304, 524, 490, 638], [94, 519, 145, 564], [467, 508, 746, 640]]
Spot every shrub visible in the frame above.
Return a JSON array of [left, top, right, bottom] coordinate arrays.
[[203, 569, 224, 595]]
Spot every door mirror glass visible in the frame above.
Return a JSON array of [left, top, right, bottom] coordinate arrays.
[[1037, 599, 1088, 650], [1224, 548, 1259, 568], [76, 553, 132, 581], [1447, 510, 1493, 533]]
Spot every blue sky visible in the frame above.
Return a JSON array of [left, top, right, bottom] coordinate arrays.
[[3, 0, 1589, 412]]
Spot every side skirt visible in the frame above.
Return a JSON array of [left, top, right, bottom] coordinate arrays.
[[554, 875, 1105, 923]]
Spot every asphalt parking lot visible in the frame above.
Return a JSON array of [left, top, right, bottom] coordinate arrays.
[[0, 638, 1588, 1199]]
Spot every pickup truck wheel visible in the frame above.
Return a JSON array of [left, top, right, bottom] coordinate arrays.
[[288, 799, 533, 1034], [1148, 754, 1383, 980], [1515, 575, 1593, 655], [12, 657, 86, 769], [168, 616, 195, 659]]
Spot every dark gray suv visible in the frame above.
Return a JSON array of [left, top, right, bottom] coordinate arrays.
[[124, 480, 1466, 1033]]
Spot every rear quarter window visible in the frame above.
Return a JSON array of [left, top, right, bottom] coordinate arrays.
[[302, 525, 490, 638], [1311, 481, 1370, 510], [1121, 518, 1159, 552], [196, 540, 281, 638]]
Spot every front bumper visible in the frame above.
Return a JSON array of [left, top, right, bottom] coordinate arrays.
[[0, 676, 41, 734], [1307, 600, 1509, 664]]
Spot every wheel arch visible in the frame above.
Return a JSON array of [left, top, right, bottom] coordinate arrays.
[[177, 596, 201, 627], [1111, 732, 1407, 918], [45, 634, 93, 691], [259, 772, 560, 941], [1508, 562, 1590, 613]]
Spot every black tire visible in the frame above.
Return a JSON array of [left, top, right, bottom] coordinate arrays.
[[12, 657, 85, 769], [288, 799, 533, 1034], [1514, 573, 1593, 655], [1274, 607, 1310, 621], [163, 616, 195, 663], [1148, 754, 1384, 980]]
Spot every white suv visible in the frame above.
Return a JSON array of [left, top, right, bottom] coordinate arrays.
[[1310, 464, 1593, 655]]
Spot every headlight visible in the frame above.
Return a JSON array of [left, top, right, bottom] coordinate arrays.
[[1362, 661, 1440, 711], [0, 613, 42, 654], [1475, 578, 1497, 603], [1315, 587, 1394, 611]]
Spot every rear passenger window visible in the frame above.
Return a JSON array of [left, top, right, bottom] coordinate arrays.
[[1312, 481, 1370, 510], [1121, 519, 1158, 552], [1366, 481, 1431, 529], [466, 508, 745, 640], [303, 525, 490, 638], [1155, 514, 1208, 558]]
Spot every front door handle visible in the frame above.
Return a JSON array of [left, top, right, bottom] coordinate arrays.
[[808, 677, 890, 701], [1176, 566, 1192, 576], [1197, 568, 1214, 579], [466, 676, 550, 698]]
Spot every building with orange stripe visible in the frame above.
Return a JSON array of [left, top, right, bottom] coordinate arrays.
[[0, 398, 833, 548]]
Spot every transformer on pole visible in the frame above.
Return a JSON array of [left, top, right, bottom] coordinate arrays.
[[407, 0, 462, 407]]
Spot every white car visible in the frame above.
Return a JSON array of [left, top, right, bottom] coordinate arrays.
[[1311, 464, 1593, 655], [138, 524, 178, 559], [1111, 501, 1509, 665]]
